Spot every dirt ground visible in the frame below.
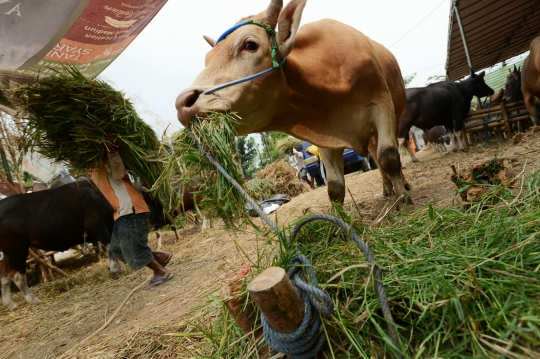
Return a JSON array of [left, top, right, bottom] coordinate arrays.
[[2, 131, 540, 359]]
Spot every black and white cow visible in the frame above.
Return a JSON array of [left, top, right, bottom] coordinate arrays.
[[0, 181, 120, 310], [399, 72, 494, 162]]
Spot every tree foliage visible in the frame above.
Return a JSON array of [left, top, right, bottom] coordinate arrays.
[[236, 135, 259, 179]]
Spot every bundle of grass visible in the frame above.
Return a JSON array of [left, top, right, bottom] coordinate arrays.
[[451, 156, 518, 205], [167, 112, 246, 224], [275, 136, 302, 157], [256, 160, 308, 197], [12, 67, 173, 209], [179, 171, 540, 358], [245, 178, 276, 201]]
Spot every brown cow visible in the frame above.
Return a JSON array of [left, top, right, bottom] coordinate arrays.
[[176, 0, 410, 205], [521, 35, 540, 126]]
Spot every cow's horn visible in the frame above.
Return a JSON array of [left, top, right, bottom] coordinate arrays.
[[264, 0, 283, 28], [514, 64, 517, 73], [469, 66, 475, 76], [203, 35, 216, 48]]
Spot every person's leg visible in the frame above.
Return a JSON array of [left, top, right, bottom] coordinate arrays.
[[116, 214, 171, 283], [319, 161, 327, 185]]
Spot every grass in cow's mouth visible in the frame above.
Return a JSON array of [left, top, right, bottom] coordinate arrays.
[[173, 171, 540, 358], [166, 112, 247, 226], [12, 66, 174, 210]]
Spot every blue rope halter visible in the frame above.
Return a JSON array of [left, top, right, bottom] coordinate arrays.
[[202, 20, 286, 95]]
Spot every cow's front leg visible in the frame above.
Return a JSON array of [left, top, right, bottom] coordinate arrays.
[[319, 148, 345, 203], [524, 92, 540, 126], [399, 137, 419, 163], [1, 261, 16, 310], [106, 244, 122, 279]]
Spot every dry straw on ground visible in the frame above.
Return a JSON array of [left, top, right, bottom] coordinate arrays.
[[256, 160, 309, 197]]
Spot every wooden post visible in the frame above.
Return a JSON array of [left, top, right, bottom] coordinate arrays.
[[461, 129, 470, 149], [500, 102, 513, 140], [28, 248, 69, 277], [221, 279, 259, 336], [247, 267, 304, 333]]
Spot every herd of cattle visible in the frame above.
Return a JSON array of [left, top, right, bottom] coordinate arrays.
[[1, 0, 540, 311]]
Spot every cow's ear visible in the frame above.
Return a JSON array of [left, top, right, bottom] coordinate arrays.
[[263, 0, 283, 29], [203, 35, 216, 48], [478, 71, 486, 78], [276, 0, 307, 58]]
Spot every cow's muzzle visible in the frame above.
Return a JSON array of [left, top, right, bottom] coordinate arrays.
[[176, 89, 202, 126]]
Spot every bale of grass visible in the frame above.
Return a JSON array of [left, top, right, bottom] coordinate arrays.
[[167, 112, 246, 224], [275, 136, 302, 157], [11, 66, 174, 209], [245, 178, 276, 201], [181, 171, 540, 358], [256, 160, 308, 197]]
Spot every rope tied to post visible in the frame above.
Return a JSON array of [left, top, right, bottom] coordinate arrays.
[[261, 254, 334, 359], [188, 129, 401, 357]]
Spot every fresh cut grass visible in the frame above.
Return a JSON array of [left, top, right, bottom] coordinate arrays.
[[174, 170, 540, 358]]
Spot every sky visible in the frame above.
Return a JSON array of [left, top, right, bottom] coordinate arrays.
[[100, 0, 452, 134]]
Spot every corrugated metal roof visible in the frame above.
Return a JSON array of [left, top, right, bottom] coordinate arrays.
[[446, 0, 540, 81], [484, 56, 526, 91]]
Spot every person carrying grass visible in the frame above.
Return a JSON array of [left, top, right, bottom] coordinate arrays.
[[91, 134, 174, 289]]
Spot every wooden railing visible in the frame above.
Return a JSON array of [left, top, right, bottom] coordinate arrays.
[[462, 101, 529, 147]]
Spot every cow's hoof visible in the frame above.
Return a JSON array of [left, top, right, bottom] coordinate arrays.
[[404, 182, 412, 191], [3, 301, 17, 311], [110, 271, 120, 280], [27, 296, 41, 305]]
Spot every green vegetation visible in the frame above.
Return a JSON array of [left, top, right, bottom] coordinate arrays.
[[13, 66, 173, 208], [174, 171, 540, 358], [169, 112, 247, 225]]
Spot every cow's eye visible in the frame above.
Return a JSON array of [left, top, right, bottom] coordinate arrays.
[[244, 42, 259, 51]]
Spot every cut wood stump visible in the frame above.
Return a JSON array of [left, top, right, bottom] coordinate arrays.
[[247, 266, 304, 333]]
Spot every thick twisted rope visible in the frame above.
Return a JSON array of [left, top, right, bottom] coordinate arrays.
[[191, 138, 401, 356]]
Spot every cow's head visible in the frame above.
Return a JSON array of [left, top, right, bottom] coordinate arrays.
[[175, 0, 306, 135], [466, 71, 495, 98], [502, 65, 522, 102]]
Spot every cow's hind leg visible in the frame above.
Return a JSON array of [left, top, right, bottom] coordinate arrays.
[[524, 92, 540, 126], [12, 272, 40, 305], [319, 148, 345, 203], [86, 218, 121, 279], [155, 228, 163, 250], [372, 104, 412, 205]]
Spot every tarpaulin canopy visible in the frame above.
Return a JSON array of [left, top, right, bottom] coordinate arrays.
[[446, 0, 540, 81], [0, 0, 167, 90]]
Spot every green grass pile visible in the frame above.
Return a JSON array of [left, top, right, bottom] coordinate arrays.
[[167, 112, 246, 224], [179, 171, 540, 358], [276, 136, 302, 157], [12, 67, 173, 209], [245, 178, 277, 201]]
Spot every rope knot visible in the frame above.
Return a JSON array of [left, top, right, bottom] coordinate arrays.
[[261, 254, 334, 359]]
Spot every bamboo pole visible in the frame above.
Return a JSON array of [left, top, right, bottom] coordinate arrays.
[[500, 102, 513, 140], [28, 248, 69, 277], [247, 267, 304, 333]]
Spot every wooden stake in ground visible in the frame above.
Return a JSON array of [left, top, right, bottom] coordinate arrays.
[[28, 248, 69, 278], [247, 267, 304, 333]]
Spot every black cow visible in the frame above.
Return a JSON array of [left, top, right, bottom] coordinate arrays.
[[399, 71, 494, 162], [422, 126, 450, 152], [0, 181, 120, 310], [136, 177, 201, 249]]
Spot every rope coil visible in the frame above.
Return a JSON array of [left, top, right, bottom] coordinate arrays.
[[191, 135, 401, 357]]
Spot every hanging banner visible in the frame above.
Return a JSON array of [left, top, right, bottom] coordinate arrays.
[[0, 0, 167, 89]]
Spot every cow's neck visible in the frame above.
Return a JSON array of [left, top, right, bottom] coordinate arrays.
[[456, 81, 477, 103], [257, 56, 359, 149]]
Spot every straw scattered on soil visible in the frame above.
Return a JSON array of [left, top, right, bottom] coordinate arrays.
[[3, 131, 540, 358]]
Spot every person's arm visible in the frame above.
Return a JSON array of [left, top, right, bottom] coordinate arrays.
[[105, 134, 126, 180]]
